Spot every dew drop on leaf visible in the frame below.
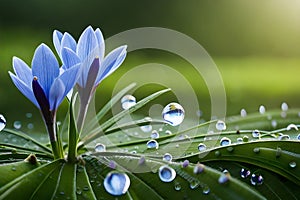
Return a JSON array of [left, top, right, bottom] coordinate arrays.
[[252, 129, 260, 138], [197, 143, 206, 151], [121, 94, 136, 110], [140, 124, 152, 132], [27, 123, 34, 129], [289, 161, 297, 168], [281, 102, 288, 111], [158, 165, 176, 182], [250, 174, 263, 186], [271, 120, 277, 128], [146, 139, 159, 149], [259, 105, 266, 114], [190, 180, 200, 189], [150, 130, 159, 139], [94, 143, 106, 152], [162, 102, 185, 126], [220, 137, 231, 146], [165, 130, 172, 135], [278, 134, 290, 140], [163, 153, 173, 162], [174, 182, 181, 191], [202, 185, 210, 195], [216, 120, 226, 131], [243, 136, 249, 142], [286, 124, 298, 131], [297, 134, 300, 140], [237, 137, 243, 143], [240, 109, 247, 117], [194, 163, 204, 174], [25, 112, 33, 118], [103, 171, 130, 196], [0, 114, 6, 131], [182, 160, 189, 168], [240, 168, 251, 178], [218, 174, 230, 184], [13, 121, 22, 129]]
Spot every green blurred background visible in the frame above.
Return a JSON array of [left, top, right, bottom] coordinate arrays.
[[1, 0, 300, 131]]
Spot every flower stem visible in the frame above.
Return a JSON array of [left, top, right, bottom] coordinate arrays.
[[67, 98, 78, 163]]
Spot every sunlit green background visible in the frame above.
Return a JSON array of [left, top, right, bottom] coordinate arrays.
[[1, 0, 300, 131]]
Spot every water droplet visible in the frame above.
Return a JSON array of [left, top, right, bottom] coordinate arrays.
[[121, 95, 136, 110], [250, 174, 263, 186], [278, 135, 290, 140], [109, 161, 117, 169], [0, 114, 6, 131], [146, 140, 159, 149], [190, 180, 200, 189], [297, 134, 300, 140], [158, 165, 176, 182], [286, 124, 298, 131], [140, 124, 152, 132], [218, 174, 230, 184], [289, 161, 297, 168], [202, 185, 210, 195], [103, 171, 130, 196], [281, 111, 287, 118], [220, 137, 231, 146], [95, 143, 106, 152], [162, 103, 185, 126], [27, 123, 34, 129], [196, 110, 203, 117], [237, 137, 243, 143], [240, 109, 247, 117], [197, 143, 206, 151], [281, 102, 288, 111], [150, 130, 159, 139], [253, 147, 260, 153], [243, 136, 249, 142], [193, 163, 204, 174], [163, 153, 173, 162], [165, 130, 172, 135], [13, 121, 22, 129], [138, 156, 146, 165], [11, 166, 16, 171], [227, 147, 234, 152], [182, 160, 189, 168], [259, 105, 266, 114], [174, 182, 181, 191], [252, 130, 260, 138], [215, 151, 221, 157], [240, 168, 251, 178], [26, 112, 33, 118], [216, 120, 226, 131], [76, 188, 82, 195], [271, 120, 277, 128]]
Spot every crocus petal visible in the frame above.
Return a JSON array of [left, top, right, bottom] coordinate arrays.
[[76, 26, 99, 60], [32, 43, 60, 99], [12, 57, 33, 86], [58, 63, 80, 98], [95, 28, 105, 60], [60, 33, 77, 54], [49, 78, 65, 111], [95, 45, 127, 85], [61, 47, 81, 69], [53, 30, 63, 56], [9, 72, 39, 108]]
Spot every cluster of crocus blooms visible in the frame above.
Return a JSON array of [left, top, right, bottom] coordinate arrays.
[[9, 26, 127, 159]]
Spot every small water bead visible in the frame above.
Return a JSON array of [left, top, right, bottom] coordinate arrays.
[[94, 143, 106, 152], [163, 153, 173, 162], [243, 136, 249, 142], [140, 124, 152, 133], [281, 111, 287, 118], [121, 94, 136, 110], [197, 143, 207, 152], [27, 123, 34, 129], [237, 137, 243, 143], [218, 174, 230, 184], [252, 130, 260, 138], [297, 134, 300, 140], [146, 139, 159, 149], [165, 130, 172, 135], [220, 137, 231, 146], [103, 171, 130, 196], [278, 135, 290, 140], [196, 109, 203, 117], [13, 121, 22, 129], [202, 185, 210, 195], [240, 108, 247, 117], [193, 163, 205, 174], [0, 114, 6, 131], [253, 148, 260, 153], [25, 112, 33, 118], [158, 165, 176, 182], [182, 160, 189, 168], [281, 102, 288, 111], [271, 120, 277, 128], [162, 103, 185, 126], [150, 130, 159, 139], [216, 120, 226, 131], [289, 161, 297, 168], [259, 105, 266, 114], [190, 180, 200, 189], [174, 182, 181, 191], [250, 174, 263, 186], [240, 168, 251, 178], [286, 124, 298, 131]]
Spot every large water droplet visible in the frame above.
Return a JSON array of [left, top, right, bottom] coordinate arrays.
[[13, 121, 22, 129], [259, 105, 266, 114], [240, 168, 251, 178], [198, 143, 207, 151], [250, 174, 263, 186], [103, 171, 130, 196], [220, 137, 231, 146], [158, 165, 176, 182], [289, 161, 297, 168], [281, 102, 288, 111], [0, 114, 6, 131], [163, 153, 173, 162], [162, 103, 185, 126], [121, 95, 136, 110], [216, 120, 226, 131], [95, 143, 106, 152], [252, 130, 260, 138], [150, 130, 159, 139], [146, 140, 159, 149], [240, 109, 247, 117], [286, 124, 298, 131]]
